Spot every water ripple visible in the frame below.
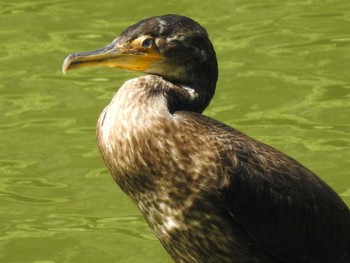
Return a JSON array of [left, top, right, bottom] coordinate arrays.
[[0, 214, 155, 242], [0, 177, 68, 204]]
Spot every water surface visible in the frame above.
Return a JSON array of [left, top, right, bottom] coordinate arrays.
[[1, 0, 349, 262]]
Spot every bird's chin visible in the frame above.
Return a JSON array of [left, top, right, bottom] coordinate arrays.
[[144, 61, 188, 83]]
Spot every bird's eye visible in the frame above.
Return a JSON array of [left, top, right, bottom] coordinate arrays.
[[141, 37, 154, 48]]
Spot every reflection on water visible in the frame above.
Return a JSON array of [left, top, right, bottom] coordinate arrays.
[[1, 0, 349, 262]]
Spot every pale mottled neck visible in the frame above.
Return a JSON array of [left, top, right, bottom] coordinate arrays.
[[96, 74, 213, 200], [96, 75, 174, 198]]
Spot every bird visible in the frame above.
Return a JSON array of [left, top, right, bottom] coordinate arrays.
[[62, 14, 350, 263]]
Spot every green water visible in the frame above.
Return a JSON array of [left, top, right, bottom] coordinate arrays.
[[1, 0, 349, 262]]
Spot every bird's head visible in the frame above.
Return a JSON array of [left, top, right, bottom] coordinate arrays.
[[63, 14, 218, 112]]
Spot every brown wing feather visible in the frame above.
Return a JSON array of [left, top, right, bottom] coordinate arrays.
[[178, 111, 350, 263]]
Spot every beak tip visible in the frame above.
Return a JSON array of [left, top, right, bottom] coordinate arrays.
[[62, 55, 73, 75], [62, 67, 67, 75]]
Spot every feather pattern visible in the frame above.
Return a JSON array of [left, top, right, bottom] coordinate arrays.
[[97, 75, 350, 263]]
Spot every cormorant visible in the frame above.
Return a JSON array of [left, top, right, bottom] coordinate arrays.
[[62, 14, 350, 263]]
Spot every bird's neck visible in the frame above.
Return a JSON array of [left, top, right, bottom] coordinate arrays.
[[165, 80, 214, 113], [96, 75, 197, 197]]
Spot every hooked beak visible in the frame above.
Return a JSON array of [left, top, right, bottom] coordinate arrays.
[[62, 38, 162, 74]]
